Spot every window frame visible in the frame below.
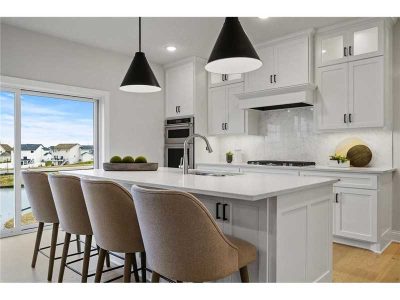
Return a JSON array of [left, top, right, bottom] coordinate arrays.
[[0, 76, 110, 238]]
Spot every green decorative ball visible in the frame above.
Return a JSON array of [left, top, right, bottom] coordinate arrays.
[[110, 156, 122, 163], [134, 156, 147, 163], [122, 156, 135, 163]]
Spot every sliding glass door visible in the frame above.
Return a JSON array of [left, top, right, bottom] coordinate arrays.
[[0, 88, 98, 237]]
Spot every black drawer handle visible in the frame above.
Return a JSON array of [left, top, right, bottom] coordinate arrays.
[[349, 113, 352, 123], [216, 202, 221, 219], [349, 46, 352, 56], [344, 47, 347, 57], [335, 193, 339, 203], [222, 203, 228, 221], [273, 74, 276, 83], [270, 75, 273, 84], [344, 113, 347, 123]]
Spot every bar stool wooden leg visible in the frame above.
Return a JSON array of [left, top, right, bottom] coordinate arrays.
[[31, 222, 44, 268], [105, 251, 111, 267], [124, 253, 133, 283], [239, 266, 250, 283], [140, 252, 146, 283], [76, 234, 81, 253], [58, 232, 71, 283], [151, 271, 160, 283], [131, 253, 139, 282], [81, 235, 92, 283], [95, 248, 106, 283], [47, 223, 59, 281]]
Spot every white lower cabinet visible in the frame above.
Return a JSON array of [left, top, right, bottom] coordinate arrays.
[[333, 187, 377, 242], [196, 195, 264, 282]]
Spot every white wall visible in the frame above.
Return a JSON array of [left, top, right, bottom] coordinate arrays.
[[0, 24, 165, 164], [392, 21, 400, 232]]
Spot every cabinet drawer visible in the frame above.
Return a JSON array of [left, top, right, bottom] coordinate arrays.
[[300, 171, 377, 190]]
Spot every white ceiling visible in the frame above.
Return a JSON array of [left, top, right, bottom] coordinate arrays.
[[1, 17, 359, 65]]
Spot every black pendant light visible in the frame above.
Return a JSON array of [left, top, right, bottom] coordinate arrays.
[[206, 17, 262, 74], [120, 17, 161, 93]]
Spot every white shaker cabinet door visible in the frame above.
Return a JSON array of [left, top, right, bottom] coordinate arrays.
[[274, 36, 309, 88], [226, 83, 245, 135], [316, 63, 349, 130], [334, 187, 377, 242], [245, 45, 275, 93], [222, 200, 262, 283], [208, 86, 227, 135], [348, 56, 384, 128], [165, 62, 194, 118]]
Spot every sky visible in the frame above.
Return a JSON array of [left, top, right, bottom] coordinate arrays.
[[0, 91, 94, 147]]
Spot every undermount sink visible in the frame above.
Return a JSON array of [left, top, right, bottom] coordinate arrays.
[[188, 169, 243, 177]]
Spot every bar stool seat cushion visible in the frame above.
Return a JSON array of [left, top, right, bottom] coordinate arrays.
[[225, 235, 256, 268]]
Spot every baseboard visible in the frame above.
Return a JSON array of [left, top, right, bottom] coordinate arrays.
[[392, 230, 400, 242]]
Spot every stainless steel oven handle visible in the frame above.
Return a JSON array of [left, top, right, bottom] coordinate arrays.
[[164, 123, 193, 128]]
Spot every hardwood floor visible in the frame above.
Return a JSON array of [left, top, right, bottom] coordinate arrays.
[[333, 242, 400, 282], [1, 230, 400, 282]]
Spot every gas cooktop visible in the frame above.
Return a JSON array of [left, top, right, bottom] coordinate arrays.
[[247, 160, 316, 167]]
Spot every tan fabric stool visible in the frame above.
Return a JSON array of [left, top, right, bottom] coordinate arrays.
[[131, 185, 257, 283], [81, 179, 145, 283], [48, 174, 111, 282]]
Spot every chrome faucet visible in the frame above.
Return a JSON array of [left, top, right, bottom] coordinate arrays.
[[183, 134, 213, 174]]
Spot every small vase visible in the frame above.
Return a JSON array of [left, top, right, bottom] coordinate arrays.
[[226, 154, 233, 164]]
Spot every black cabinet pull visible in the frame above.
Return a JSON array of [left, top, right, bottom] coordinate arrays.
[[344, 113, 347, 123], [225, 123, 228, 131], [335, 193, 339, 203], [222, 203, 228, 221], [349, 113, 352, 123], [222, 123, 225, 130], [270, 75, 273, 84], [216, 202, 221, 219], [177, 106, 180, 113], [349, 46, 352, 56], [274, 74, 277, 83], [176, 106, 178, 113], [344, 47, 347, 57]]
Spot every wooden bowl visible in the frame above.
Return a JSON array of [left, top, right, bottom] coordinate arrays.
[[103, 162, 158, 171]]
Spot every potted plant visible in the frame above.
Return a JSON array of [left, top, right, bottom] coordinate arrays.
[[328, 154, 350, 168], [226, 151, 233, 164]]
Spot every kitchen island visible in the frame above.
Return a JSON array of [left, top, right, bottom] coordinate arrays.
[[61, 167, 338, 283]]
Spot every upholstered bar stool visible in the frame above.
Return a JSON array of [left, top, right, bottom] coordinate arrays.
[[81, 179, 146, 283], [48, 174, 111, 282], [131, 185, 257, 283]]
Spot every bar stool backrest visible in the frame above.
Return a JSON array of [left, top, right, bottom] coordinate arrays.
[[80, 179, 144, 253], [48, 174, 92, 236], [21, 171, 59, 224], [131, 185, 239, 282]]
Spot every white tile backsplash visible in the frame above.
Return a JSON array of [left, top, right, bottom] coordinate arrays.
[[208, 107, 392, 167]]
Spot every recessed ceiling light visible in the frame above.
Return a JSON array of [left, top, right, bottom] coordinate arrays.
[[166, 46, 177, 52], [258, 17, 269, 20]]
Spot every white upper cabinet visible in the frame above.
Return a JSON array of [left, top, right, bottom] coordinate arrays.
[[208, 82, 259, 136], [245, 34, 311, 93], [165, 57, 207, 120], [273, 37, 309, 88], [316, 63, 349, 130], [316, 20, 384, 67], [245, 45, 275, 93], [165, 61, 194, 118], [209, 73, 243, 88], [316, 56, 384, 130], [348, 56, 384, 128]]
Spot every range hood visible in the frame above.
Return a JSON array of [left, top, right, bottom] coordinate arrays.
[[236, 83, 316, 111]]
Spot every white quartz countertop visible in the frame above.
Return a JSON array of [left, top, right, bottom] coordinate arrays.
[[60, 167, 338, 201], [197, 162, 396, 174]]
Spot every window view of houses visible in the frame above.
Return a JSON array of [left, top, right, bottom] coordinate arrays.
[[0, 91, 95, 231]]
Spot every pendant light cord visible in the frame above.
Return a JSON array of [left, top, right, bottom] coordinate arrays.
[[139, 17, 142, 52]]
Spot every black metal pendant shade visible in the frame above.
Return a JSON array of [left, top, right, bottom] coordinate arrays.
[[120, 51, 161, 93], [206, 17, 262, 74], [120, 18, 161, 93]]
